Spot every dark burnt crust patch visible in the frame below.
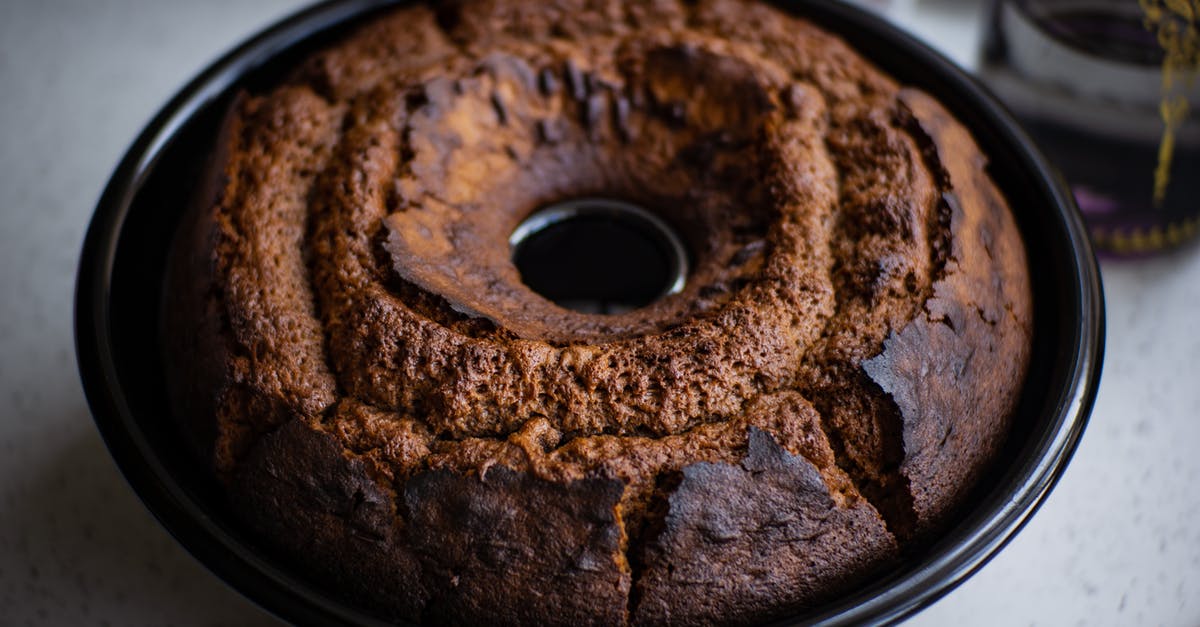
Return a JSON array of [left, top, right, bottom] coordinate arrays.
[[235, 419, 632, 626], [162, 1, 1034, 624], [406, 467, 629, 626], [863, 89, 1033, 527], [632, 429, 897, 625], [231, 419, 430, 620]]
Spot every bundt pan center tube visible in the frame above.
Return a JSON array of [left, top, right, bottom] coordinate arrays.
[[509, 198, 690, 315], [74, 0, 1103, 625]]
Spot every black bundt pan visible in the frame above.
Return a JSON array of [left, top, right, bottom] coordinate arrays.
[[75, 1, 1104, 624]]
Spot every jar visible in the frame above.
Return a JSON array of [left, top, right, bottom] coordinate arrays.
[[980, 0, 1200, 254]]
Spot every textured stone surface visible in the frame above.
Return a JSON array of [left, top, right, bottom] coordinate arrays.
[[4, 1, 1198, 626]]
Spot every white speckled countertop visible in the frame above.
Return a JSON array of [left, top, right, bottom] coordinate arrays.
[[1, 0, 1197, 624]]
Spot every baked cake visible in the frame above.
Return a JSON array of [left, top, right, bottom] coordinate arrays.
[[163, 0, 1033, 623]]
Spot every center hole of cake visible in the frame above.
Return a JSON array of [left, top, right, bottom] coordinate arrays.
[[510, 198, 689, 315]]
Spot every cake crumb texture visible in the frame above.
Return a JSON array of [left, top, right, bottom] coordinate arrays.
[[163, 0, 1033, 623]]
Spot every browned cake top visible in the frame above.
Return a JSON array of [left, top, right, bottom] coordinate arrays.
[[165, 0, 1033, 622]]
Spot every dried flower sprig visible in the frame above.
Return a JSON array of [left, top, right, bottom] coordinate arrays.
[[1139, 0, 1200, 206]]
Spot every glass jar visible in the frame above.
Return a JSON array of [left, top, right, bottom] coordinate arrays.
[[980, 0, 1200, 255]]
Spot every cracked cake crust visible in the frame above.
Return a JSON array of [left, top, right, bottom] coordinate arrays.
[[162, 0, 1033, 624]]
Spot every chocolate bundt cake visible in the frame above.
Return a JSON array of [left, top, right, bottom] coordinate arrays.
[[163, 0, 1033, 623]]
